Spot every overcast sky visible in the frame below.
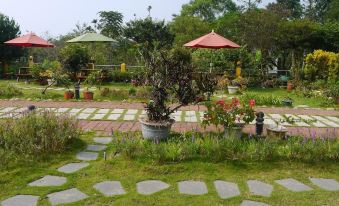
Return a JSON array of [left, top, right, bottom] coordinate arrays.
[[0, 0, 273, 37]]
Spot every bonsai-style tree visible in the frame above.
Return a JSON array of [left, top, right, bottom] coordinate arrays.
[[59, 44, 90, 78], [141, 47, 208, 123]]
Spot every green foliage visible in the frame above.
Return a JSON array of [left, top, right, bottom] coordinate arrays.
[[180, 0, 238, 22], [59, 44, 90, 75], [83, 71, 101, 90], [128, 87, 137, 96], [112, 133, 339, 163], [240, 93, 283, 106], [304, 50, 339, 83], [31, 60, 62, 80], [324, 83, 339, 98], [109, 71, 133, 83], [0, 13, 23, 63], [0, 112, 79, 155], [0, 84, 23, 98]]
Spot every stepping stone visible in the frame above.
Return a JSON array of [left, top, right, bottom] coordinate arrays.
[[76, 151, 98, 161], [247, 180, 273, 197], [97, 109, 110, 114], [178, 181, 208, 195], [94, 181, 126, 196], [0, 107, 16, 113], [185, 111, 196, 116], [269, 114, 284, 120], [57, 163, 89, 174], [56, 108, 69, 113], [91, 114, 106, 120], [185, 116, 198, 123], [275, 178, 313, 192], [123, 114, 135, 121], [28, 175, 67, 187], [171, 115, 181, 122], [325, 116, 339, 123], [69, 108, 82, 113], [107, 114, 121, 120], [1, 195, 39, 206], [298, 115, 314, 121], [240, 200, 270, 206], [214, 180, 240, 199], [137, 180, 170, 195], [173, 111, 182, 116], [264, 118, 276, 126], [93, 137, 112, 145], [86, 144, 107, 152], [126, 109, 138, 115], [82, 108, 97, 113], [112, 109, 124, 114], [47, 188, 88, 206], [309, 178, 339, 191], [77, 113, 90, 120]]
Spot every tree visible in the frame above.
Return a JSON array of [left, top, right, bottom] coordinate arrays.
[[238, 0, 262, 10], [59, 44, 90, 77], [180, 0, 238, 22], [0, 13, 23, 70], [267, 0, 302, 19], [170, 15, 212, 46], [124, 18, 174, 51], [96, 11, 123, 38], [325, 0, 339, 21]]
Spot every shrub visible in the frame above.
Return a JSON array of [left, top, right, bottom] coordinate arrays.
[[0, 112, 80, 155], [111, 132, 339, 163], [324, 83, 339, 99], [59, 44, 90, 76], [128, 88, 137, 96], [240, 93, 282, 106], [100, 88, 129, 100], [109, 71, 133, 83], [0, 84, 23, 98]]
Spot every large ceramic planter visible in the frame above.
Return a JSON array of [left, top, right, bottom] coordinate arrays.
[[64, 91, 74, 100], [287, 81, 294, 91], [266, 126, 287, 140], [139, 118, 175, 141], [227, 86, 239, 95], [224, 123, 245, 139], [83, 91, 94, 100]]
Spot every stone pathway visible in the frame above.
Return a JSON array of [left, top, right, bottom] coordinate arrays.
[[2, 135, 339, 206]]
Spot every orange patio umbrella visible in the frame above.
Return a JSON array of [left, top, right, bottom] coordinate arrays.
[[4, 32, 54, 48]]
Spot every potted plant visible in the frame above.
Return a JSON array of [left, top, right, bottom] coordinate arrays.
[[58, 74, 74, 100], [203, 97, 256, 138], [227, 76, 248, 94], [83, 71, 100, 100], [282, 97, 293, 107], [139, 48, 208, 140]]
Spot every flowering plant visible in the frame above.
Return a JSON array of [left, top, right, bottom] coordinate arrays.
[[202, 98, 256, 129]]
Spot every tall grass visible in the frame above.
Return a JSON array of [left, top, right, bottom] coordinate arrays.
[[110, 133, 339, 163], [0, 84, 23, 99]]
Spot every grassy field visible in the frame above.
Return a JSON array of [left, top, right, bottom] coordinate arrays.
[[1, 133, 338, 206]]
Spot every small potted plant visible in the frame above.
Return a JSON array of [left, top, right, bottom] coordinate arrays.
[[227, 76, 248, 94], [83, 71, 100, 100], [58, 74, 74, 100], [203, 97, 256, 138]]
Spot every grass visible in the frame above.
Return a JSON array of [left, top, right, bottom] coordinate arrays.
[[214, 88, 338, 108], [0, 132, 338, 206]]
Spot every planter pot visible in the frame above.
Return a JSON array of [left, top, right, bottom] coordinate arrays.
[[83, 91, 94, 100], [227, 86, 239, 94], [287, 81, 294, 91], [64, 91, 74, 100], [267, 126, 288, 140], [224, 123, 245, 139], [282, 99, 293, 107], [139, 118, 175, 141]]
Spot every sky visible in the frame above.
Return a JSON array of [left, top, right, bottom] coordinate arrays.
[[0, 0, 273, 38]]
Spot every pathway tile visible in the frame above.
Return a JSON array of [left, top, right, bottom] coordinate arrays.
[[247, 180, 273, 197], [56, 108, 70, 113], [325, 116, 339, 123], [185, 116, 198, 123], [275, 178, 313, 192], [0, 107, 16, 113], [123, 114, 135, 121], [173, 111, 182, 116], [77, 113, 90, 120], [285, 114, 310, 127], [171, 115, 181, 122], [264, 118, 276, 126], [82, 108, 97, 113], [309, 178, 339, 191], [214, 180, 240, 199], [97, 109, 110, 114], [93, 137, 112, 145], [91, 114, 106, 120], [1, 195, 39, 206], [126, 109, 138, 115], [57, 163, 89, 174], [47, 188, 88, 206], [107, 114, 121, 120], [28, 175, 67, 187], [112, 109, 124, 114], [298, 115, 314, 121], [86, 144, 107, 152], [240, 200, 270, 206], [94, 181, 126, 196], [269, 114, 284, 120], [312, 116, 339, 127], [178, 181, 208, 195], [76, 151, 98, 161], [186, 111, 196, 116], [69, 108, 82, 113], [137, 180, 170, 195]]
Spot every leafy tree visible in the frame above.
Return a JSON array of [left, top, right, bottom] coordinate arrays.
[[267, 0, 302, 19], [124, 17, 174, 51], [0, 13, 23, 70], [238, 0, 262, 10], [180, 0, 238, 22], [325, 0, 339, 21], [96, 11, 123, 38], [59, 44, 90, 77], [216, 12, 241, 42], [170, 15, 212, 46]]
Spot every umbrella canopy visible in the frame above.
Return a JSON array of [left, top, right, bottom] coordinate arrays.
[[4, 33, 54, 48], [67, 33, 117, 43], [184, 30, 240, 49]]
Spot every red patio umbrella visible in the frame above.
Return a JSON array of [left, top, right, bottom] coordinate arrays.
[[4, 33, 54, 48], [184, 30, 240, 49]]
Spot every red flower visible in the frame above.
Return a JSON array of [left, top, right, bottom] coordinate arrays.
[[249, 99, 256, 108], [216, 100, 225, 106], [223, 103, 231, 111], [231, 97, 240, 107]]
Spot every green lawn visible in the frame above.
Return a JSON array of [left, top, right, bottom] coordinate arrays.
[[1, 133, 338, 206]]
